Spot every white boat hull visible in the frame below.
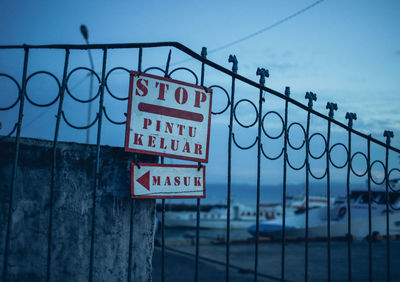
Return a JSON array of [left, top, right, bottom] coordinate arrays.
[[250, 206, 400, 239]]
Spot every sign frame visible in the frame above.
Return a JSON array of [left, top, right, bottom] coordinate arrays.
[[124, 71, 212, 163], [130, 163, 206, 199]]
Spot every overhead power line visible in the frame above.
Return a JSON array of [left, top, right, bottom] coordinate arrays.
[[208, 0, 325, 55], [171, 0, 325, 66]]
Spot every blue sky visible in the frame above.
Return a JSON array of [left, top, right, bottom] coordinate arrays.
[[0, 0, 399, 187]]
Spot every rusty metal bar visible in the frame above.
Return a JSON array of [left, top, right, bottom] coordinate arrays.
[[345, 112, 355, 282], [367, 136, 372, 282], [325, 101, 337, 282], [281, 87, 290, 282], [254, 67, 268, 282], [88, 48, 108, 282], [194, 47, 207, 282], [2, 47, 29, 281], [226, 54, 237, 282], [46, 48, 70, 282], [128, 47, 143, 282], [384, 130, 393, 282], [304, 91, 316, 282]]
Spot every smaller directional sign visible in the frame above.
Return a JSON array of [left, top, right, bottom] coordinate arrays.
[[131, 163, 205, 199]]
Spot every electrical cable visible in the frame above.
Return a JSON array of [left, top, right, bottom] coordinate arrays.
[[172, 0, 325, 66]]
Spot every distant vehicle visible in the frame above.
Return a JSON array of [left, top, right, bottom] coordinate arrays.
[[247, 188, 400, 239]]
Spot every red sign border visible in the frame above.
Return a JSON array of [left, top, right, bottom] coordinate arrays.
[[130, 163, 206, 199], [124, 71, 213, 163]]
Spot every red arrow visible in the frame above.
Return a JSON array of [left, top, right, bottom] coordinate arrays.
[[136, 170, 150, 191]]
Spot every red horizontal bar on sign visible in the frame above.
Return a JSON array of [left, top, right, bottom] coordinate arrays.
[[138, 103, 204, 122]]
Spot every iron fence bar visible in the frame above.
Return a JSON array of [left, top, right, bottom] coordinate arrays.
[[254, 67, 267, 282], [195, 198, 200, 282], [326, 118, 332, 282], [128, 197, 135, 282], [367, 136, 372, 282], [128, 47, 142, 282], [384, 130, 393, 282], [160, 50, 171, 282], [226, 55, 237, 282], [159, 158, 165, 282], [281, 87, 290, 281], [161, 197, 165, 282], [194, 47, 207, 282], [1, 43, 400, 153], [88, 48, 107, 282], [304, 103, 312, 282], [2, 47, 29, 281], [128, 195, 135, 282], [46, 48, 70, 282], [345, 113, 355, 282], [304, 92, 316, 281], [281, 87, 290, 282]]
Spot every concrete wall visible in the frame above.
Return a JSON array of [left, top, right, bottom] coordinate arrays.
[[0, 137, 157, 281]]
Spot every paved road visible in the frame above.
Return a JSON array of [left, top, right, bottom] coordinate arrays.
[[152, 247, 272, 282], [153, 240, 400, 282]]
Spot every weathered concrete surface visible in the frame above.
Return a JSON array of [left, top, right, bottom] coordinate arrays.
[[0, 137, 157, 281]]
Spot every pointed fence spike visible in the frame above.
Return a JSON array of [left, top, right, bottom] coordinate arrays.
[[228, 55, 238, 74], [326, 102, 338, 118], [345, 112, 357, 128], [305, 91, 317, 108], [256, 67, 269, 85], [284, 86, 290, 97], [383, 130, 394, 145], [201, 47, 207, 59]]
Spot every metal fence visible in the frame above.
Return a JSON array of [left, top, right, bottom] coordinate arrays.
[[1, 42, 400, 282]]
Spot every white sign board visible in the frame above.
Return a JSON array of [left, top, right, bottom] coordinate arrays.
[[125, 72, 212, 163], [131, 163, 205, 199]]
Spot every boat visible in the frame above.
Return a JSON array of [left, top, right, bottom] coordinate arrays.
[[157, 202, 280, 229], [156, 195, 330, 229], [247, 189, 400, 239]]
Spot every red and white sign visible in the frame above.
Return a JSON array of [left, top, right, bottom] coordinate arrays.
[[125, 71, 212, 163], [131, 163, 205, 199]]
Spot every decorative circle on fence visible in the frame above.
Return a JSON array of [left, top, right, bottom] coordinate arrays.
[[105, 67, 130, 101], [328, 143, 349, 169], [370, 160, 386, 185], [388, 168, 400, 192], [25, 71, 61, 107], [232, 133, 258, 150], [350, 152, 369, 177], [261, 111, 284, 139], [208, 85, 230, 115], [308, 133, 327, 160], [261, 144, 284, 160], [308, 164, 327, 180], [168, 67, 199, 85], [61, 110, 99, 130], [287, 122, 306, 150], [0, 73, 21, 111], [102, 106, 126, 125], [66, 67, 101, 103], [143, 67, 166, 76], [286, 154, 306, 171], [233, 99, 258, 128], [389, 203, 400, 211]]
